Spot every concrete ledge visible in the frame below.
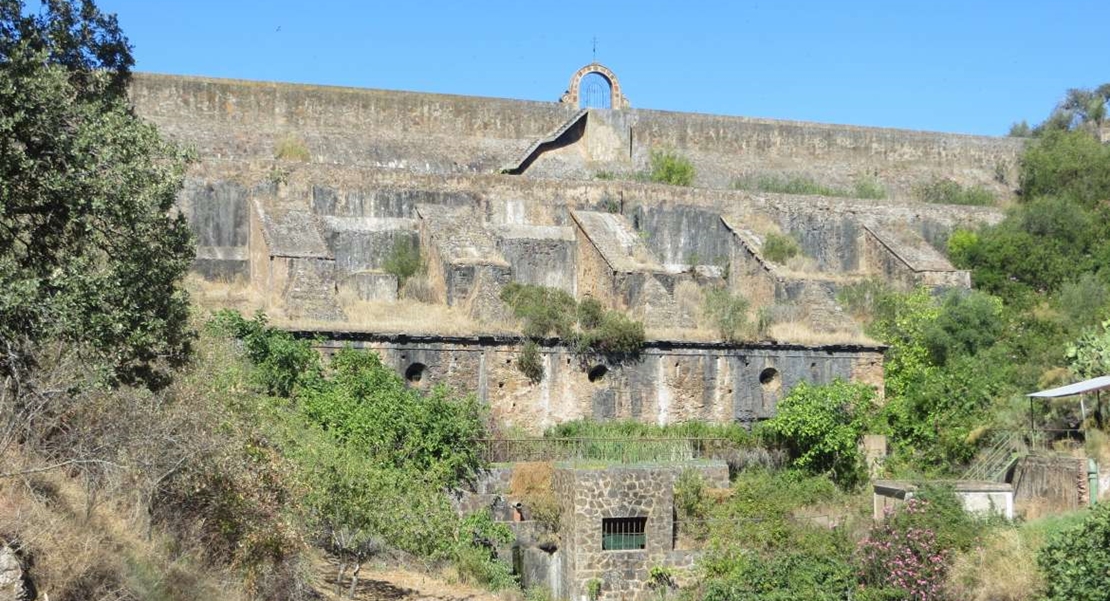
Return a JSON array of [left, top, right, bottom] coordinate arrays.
[[873, 480, 1014, 520]]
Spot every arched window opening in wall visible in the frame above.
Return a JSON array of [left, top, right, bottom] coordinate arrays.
[[405, 362, 427, 385], [579, 72, 612, 109], [560, 62, 629, 110]]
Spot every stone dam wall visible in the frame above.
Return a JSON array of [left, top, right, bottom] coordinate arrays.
[[132, 72, 1019, 427], [301, 331, 884, 432], [130, 73, 1024, 199]]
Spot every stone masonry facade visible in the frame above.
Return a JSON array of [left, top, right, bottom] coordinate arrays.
[[552, 462, 729, 601]]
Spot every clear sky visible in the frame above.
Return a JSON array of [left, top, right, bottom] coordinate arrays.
[[92, 0, 1109, 136]]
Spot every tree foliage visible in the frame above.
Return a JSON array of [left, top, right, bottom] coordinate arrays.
[[648, 147, 695, 186], [760, 380, 876, 488], [0, 0, 194, 388], [1038, 504, 1110, 601], [702, 287, 750, 343], [1019, 129, 1110, 207], [499, 283, 645, 361]]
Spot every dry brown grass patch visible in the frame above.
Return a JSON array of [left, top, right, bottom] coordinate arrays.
[[0, 456, 246, 601], [509, 462, 560, 534], [946, 528, 1042, 601]]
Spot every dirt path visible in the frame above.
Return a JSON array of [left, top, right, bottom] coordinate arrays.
[[313, 555, 504, 601]]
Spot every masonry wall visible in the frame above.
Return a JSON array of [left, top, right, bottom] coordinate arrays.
[[305, 334, 884, 432], [553, 463, 729, 601], [133, 73, 1023, 197]]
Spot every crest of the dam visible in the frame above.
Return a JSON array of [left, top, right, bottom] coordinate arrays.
[[130, 63, 1022, 431]]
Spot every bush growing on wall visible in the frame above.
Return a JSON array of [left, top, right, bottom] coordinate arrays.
[[761, 232, 801, 264], [702, 287, 750, 342], [913, 178, 996, 206], [500, 284, 646, 371], [382, 237, 426, 287], [649, 148, 696, 186], [517, 340, 544, 383]]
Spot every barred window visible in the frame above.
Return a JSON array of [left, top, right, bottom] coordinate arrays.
[[601, 517, 647, 550]]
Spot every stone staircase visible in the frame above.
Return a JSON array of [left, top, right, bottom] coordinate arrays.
[[500, 108, 588, 175]]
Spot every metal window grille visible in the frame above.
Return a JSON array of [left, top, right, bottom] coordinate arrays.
[[601, 517, 646, 551]]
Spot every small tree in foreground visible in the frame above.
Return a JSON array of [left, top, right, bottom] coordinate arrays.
[[1038, 503, 1110, 601], [760, 380, 876, 488], [0, 0, 195, 389]]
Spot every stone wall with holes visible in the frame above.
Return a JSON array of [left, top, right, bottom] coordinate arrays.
[[305, 334, 884, 432], [551, 461, 728, 601]]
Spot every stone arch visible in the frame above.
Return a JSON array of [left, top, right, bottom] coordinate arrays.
[[560, 62, 629, 109]]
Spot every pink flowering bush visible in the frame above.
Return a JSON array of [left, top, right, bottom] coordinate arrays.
[[856, 489, 983, 601], [858, 499, 951, 599]]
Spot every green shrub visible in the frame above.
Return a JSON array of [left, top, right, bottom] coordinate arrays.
[[760, 380, 876, 488], [517, 340, 544, 383], [577, 297, 605, 330], [702, 287, 750, 342], [500, 282, 578, 339], [649, 148, 695, 186], [382, 237, 425, 287], [1066, 319, 1110, 379], [501, 283, 645, 358], [274, 135, 311, 161], [1020, 129, 1110, 207], [700, 471, 855, 601], [208, 310, 320, 397], [586, 578, 602, 601], [761, 232, 801, 264], [674, 468, 708, 541], [1055, 274, 1110, 330], [852, 176, 888, 200], [914, 178, 996, 206], [600, 195, 620, 212], [298, 347, 487, 486], [733, 174, 886, 199], [580, 311, 645, 356], [835, 278, 892, 321], [454, 509, 516, 591]]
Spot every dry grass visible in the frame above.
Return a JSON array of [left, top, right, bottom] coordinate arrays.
[[509, 462, 560, 534], [649, 320, 874, 347], [766, 320, 875, 346], [0, 452, 246, 601], [946, 528, 1042, 601], [186, 274, 269, 315], [274, 135, 311, 162], [281, 298, 516, 336]]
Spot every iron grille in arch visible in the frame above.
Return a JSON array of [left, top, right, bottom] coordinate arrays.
[[580, 72, 612, 109]]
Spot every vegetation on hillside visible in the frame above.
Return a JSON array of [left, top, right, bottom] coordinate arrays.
[[648, 148, 696, 186], [499, 283, 645, 382], [0, 0, 195, 390], [2, 1, 1109, 597], [733, 173, 887, 200]]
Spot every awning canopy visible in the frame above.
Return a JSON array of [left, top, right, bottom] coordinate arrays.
[[1027, 376, 1110, 398]]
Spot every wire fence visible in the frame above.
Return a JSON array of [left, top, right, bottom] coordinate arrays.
[[475, 437, 755, 465], [989, 428, 1086, 452]]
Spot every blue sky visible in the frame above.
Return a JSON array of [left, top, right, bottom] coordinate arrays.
[[94, 0, 1109, 136]]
